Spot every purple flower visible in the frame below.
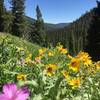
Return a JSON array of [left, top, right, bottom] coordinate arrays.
[[0, 83, 29, 100]]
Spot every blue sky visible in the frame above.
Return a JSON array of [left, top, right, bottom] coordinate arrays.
[[5, 0, 97, 24]]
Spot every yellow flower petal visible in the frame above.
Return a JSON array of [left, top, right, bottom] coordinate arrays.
[[68, 77, 81, 89], [17, 73, 26, 81]]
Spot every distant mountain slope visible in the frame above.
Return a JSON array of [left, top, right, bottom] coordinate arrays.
[[25, 16, 69, 31], [44, 23, 69, 31]]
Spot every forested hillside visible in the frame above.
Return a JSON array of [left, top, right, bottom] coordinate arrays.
[[46, 8, 94, 55]]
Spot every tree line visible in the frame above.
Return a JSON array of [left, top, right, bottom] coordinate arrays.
[[46, 10, 93, 55]]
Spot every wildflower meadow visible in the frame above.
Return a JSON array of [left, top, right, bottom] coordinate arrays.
[[0, 36, 100, 100]]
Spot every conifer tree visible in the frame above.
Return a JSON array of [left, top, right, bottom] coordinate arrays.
[[0, 0, 5, 32], [11, 0, 26, 37], [3, 11, 13, 33], [31, 5, 46, 46], [85, 0, 100, 61]]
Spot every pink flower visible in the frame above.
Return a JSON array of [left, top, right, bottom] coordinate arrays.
[[0, 83, 29, 100]]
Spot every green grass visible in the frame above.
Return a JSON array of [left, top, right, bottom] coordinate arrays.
[[0, 32, 41, 56]]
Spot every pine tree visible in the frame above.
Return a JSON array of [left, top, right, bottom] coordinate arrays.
[[68, 32, 74, 55], [0, 0, 5, 32], [85, 0, 100, 61], [11, 0, 26, 37], [31, 5, 46, 46], [3, 11, 13, 33]]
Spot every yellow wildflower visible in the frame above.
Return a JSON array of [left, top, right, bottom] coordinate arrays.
[[77, 52, 92, 66], [25, 54, 32, 63], [56, 44, 68, 54], [38, 48, 47, 55], [39, 49, 44, 55], [46, 64, 57, 76], [60, 48, 68, 54], [68, 77, 81, 89], [95, 61, 100, 70], [25, 57, 31, 63], [48, 51, 54, 56], [35, 56, 42, 63], [17, 73, 26, 81], [68, 58, 80, 72], [61, 70, 70, 80]]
